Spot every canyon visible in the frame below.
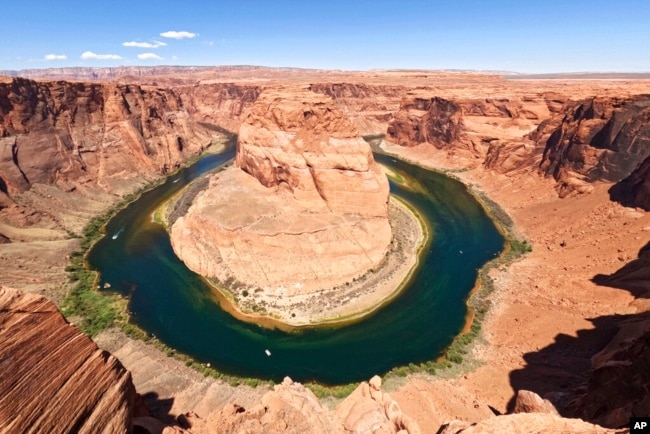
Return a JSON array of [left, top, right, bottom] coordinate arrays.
[[0, 67, 648, 433]]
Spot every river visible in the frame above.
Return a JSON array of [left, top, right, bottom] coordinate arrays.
[[88, 138, 504, 385]]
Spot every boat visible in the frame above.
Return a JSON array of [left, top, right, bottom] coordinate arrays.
[[265, 349, 271, 356], [112, 226, 125, 240]]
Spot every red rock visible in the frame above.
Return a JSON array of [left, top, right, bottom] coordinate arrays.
[[171, 88, 391, 305], [0, 286, 136, 433], [513, 390, 559, 415]]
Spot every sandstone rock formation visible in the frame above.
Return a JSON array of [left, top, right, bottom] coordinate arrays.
[[170, 89, 391, 312], [0, 286, 136, 433], [0, 77, 216, 197], [334, 375, 421, 434], [610, 154, 650, 210], [535, 95, 650, 196], [162, 376, 420, 434], [569, 311, 650, 428], [513, 390, 559, 415], [173, 377, 338, 434], [386, 96, 465, 150], [309, 83, 405, 134], [175, 83, 261, 132], [438, 413, 619, 434]]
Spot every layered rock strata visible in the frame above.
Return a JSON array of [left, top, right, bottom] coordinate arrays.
[[170, 89, 392, 320], [387, 96, 465, 150], [0, 286, 136, 433], [0, 77, 216, 197], [533, 95, 650, 196]]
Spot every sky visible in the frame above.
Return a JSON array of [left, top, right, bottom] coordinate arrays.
[[2, 0, 649, 73]]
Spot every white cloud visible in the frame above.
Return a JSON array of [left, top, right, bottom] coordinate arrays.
[[160, 30, 198, 40], [138, 53, 163, 60], [123, 41, 167, 48], [81, 51, 122, 60], [44, 54, 67, 60]]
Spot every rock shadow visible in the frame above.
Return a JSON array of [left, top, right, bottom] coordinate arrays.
[[592, 241, 650, 300], [507, 244, 650, 427], [506, 314, 621, 415], [140, 391, 176, 425]]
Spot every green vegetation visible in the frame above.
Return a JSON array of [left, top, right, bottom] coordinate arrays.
[[61, 179, 162, 337], [307, 382, 359, 400]]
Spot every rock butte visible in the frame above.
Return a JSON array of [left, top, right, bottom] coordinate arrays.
[[1, 67, 650, 433], [170, 88, 393, 312]]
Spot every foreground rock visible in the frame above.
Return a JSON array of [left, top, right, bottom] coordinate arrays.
[[167, 376, 420, 434], [0, 286, 136, 433], [438, 413, 619, 434], [569, 311, 650, 428], [171, 88, 392, 322]]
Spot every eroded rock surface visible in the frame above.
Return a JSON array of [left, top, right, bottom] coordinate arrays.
[[438, 413, 620, 434], [536, 95, 650, 196], [171, 89, 391, 313], [0, 77, 216, 197], [0, 287, 136, 433], [387, 96, 465, 150]]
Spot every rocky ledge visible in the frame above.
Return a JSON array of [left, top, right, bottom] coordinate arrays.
[[0, 286, 137, 433]]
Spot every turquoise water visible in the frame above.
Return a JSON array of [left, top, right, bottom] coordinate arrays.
[[88, 142, 504, 385]]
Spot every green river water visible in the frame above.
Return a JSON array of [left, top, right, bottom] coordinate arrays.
[[88, 139, 504, 385]]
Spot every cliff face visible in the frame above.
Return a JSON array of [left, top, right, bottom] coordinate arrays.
[[175, 83, 261, 132], [0, 77, 216, 197], [170, 88, 391, 312], [536, 95, 650, 195], [569, 312, 650, 428], [610, 154, 650, 210], [385, 94, 553, 166], [0, 287, 136, 433], [387, 96, 465, 149], [309, 83, 406, 135]]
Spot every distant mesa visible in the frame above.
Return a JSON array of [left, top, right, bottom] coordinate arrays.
[[170, 88, 392, 321]]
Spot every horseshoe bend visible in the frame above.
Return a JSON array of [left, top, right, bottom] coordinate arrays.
[[0, 66, 649, 434], [168, 89, 424, 325]]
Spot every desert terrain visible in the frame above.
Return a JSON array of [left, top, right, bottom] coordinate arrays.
[[1, 66, 648, 433]]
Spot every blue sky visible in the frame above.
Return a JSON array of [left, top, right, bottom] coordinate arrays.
[[2, 0, 649, 73]]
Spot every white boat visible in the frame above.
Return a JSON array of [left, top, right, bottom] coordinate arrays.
[[112, 226, 125, 240], [265, 349, 271, 356]]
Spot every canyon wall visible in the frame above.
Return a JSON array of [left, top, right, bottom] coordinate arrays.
[[175, 83, 262, 132], [0, 287, 137, 433], [535, 95, 650, 196], [0, 77, 216, 197], [309, 82, 405, 135]]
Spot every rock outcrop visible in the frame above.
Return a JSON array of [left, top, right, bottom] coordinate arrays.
[[386, 96, 465, 150], [175, 377, 338, 434], [610, 154, 650, 210], [170, 88, 391, 314], [0, 286, 136, 433], [438, 413, 619, 434], [0, 77, 217, 197], [334, 375, 421, 434], [164, 376, 420, 434], [175, 83, 261, 132], [569, 311, 650, 428], [309, 83, 405, 134], [536, 95, 650, 196]]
